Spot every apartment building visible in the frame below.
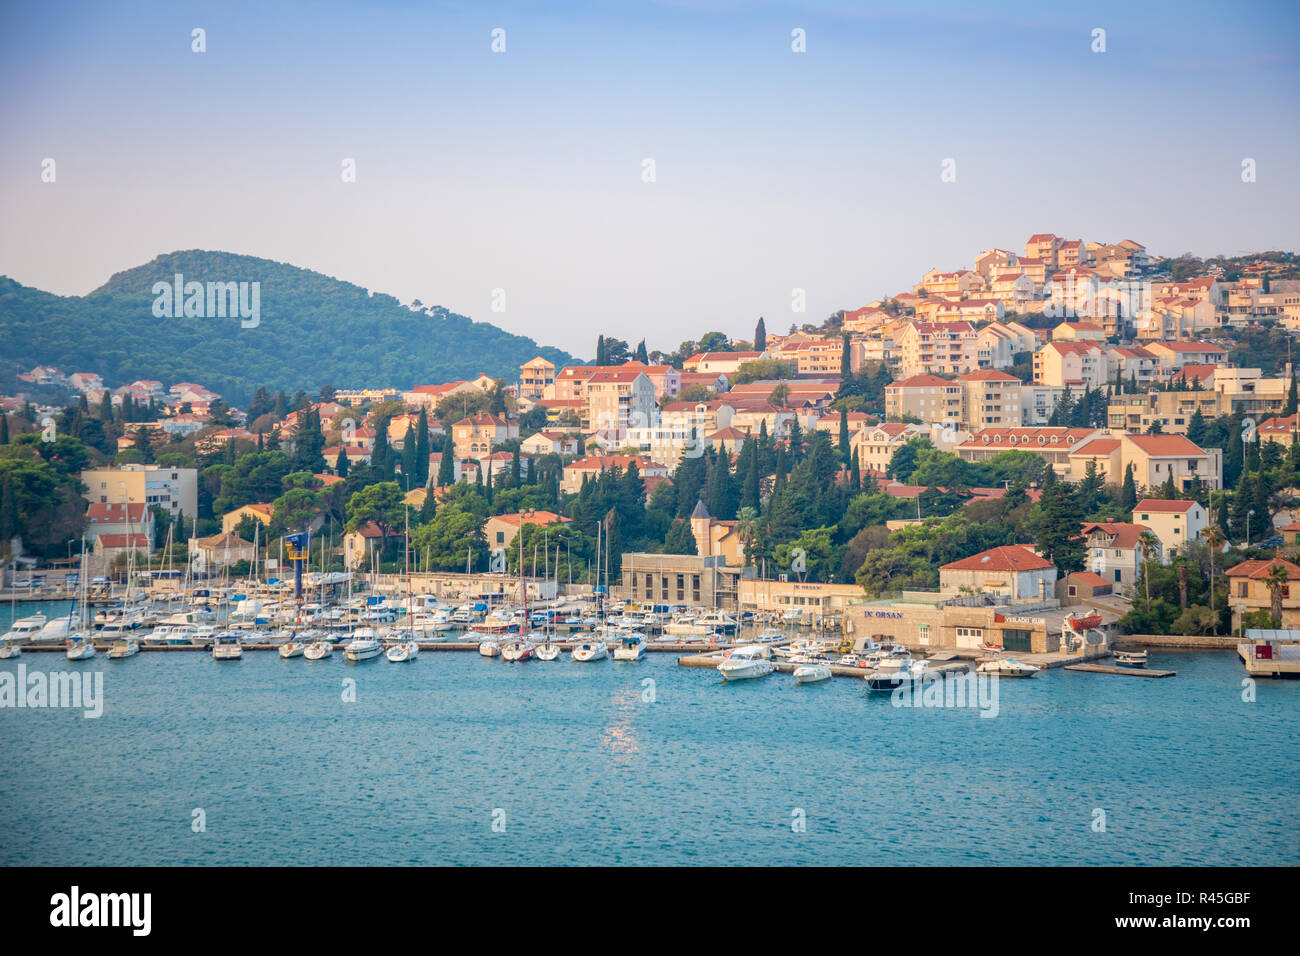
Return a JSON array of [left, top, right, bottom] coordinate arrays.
[[80, 464, 198, 519], [1033, 341, 1109, 390], [1106, 388, 1222, 434], [518, 357, 556, 401], [956, 427, 1104, 474], [583, 368, 657, 436], [895, 322, 980, 377], [1133, 498, 1207, 559], [1068, 432, 1222, 490]]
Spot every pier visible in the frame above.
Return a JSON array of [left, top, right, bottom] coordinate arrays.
[[1064, 663, 1176, 678]]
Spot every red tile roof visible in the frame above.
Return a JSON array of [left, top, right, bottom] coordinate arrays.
[[941, 545, 1053, 572], [1134, 499, 1198, 514]]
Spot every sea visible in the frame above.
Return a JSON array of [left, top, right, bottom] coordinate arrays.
[[1, 601, 1296, 866]]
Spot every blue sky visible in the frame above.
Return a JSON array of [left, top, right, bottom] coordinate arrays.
[[1, 0, 1297, 356]]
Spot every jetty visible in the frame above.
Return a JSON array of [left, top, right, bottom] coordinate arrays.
[[1064, 663, 1176, 678]]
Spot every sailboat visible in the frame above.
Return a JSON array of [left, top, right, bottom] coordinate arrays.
[[65, 540, 96, 660], [501, 527, 536, 662], [386, 504, 420, 663]]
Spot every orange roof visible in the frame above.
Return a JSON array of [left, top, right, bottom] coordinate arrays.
[[956, 370, 1020, 383], [941, 545, 1053, 573], [1081, 522, 1152, 550], [1068, 571, 1112, 588], [1124, 434, 1206, 456], [1224, 558, 1300, 579], [490, 510, 569, 528], [1134, 499, 1197, 514], [887, 374, 953, 388]]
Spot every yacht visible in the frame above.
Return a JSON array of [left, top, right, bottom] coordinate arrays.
[[65, 634, 96, 661], [211, 634, 243, 661], [34, 616, 77, 644], [343, 628, 383, 662], [534, 641, 561, 661], [501, 638, 536, 662], [612, 632, 647, 661], [793, 661, 833, 684], [717, 644, 774, 681], [976, 657, 1039, 678], [571, 638, 608, 662], [106, 637, 140, 659], [304, 638, 334, 660], [865, 657, 929, 694], [2, 613, 47, 642], [385, 637, 420, 662]]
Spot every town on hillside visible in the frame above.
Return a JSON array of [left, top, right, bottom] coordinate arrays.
[[5, 236, 1300, 647]]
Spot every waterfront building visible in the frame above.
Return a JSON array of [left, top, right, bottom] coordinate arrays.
[[80, 464, 198, 520], [617, 552, 741, 611], [1224, 557, 1300, 632]]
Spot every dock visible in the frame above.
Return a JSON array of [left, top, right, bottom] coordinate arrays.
[[1064, 663, 1176, 678], [1237, 642, 1300, 678]]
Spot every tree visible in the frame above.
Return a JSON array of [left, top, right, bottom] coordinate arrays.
[[663, 518, 697, 555], [1029, 482, 1086, 573], [753, 317, 767, 352], [1138, 529, 1160, 611], [415, 407, 430, 486], [335, 447, 349, 478], [437, 436, 455, 486], [1204, 524, 1225, 634], [345, 482, 406, 555], [1265, 556, 1289, 625], [1120, 463, 1138, 511]]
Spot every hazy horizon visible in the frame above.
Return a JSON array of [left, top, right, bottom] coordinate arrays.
[[2, 0, 1297, 356]]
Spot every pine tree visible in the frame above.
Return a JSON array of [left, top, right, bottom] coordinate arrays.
[[1186, 408, 1207, 446]]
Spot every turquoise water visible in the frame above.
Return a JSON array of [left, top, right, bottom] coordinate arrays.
[[1, 602, 1297, 866]]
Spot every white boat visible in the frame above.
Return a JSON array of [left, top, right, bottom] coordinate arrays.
[[612, 633, 647, 661], [753, 629, 786, 644], [1114, 649, 1148, 667], [279, 641, 306, 659], [865, 657, 929, 693], [571, 639, 608, 662], [65, 635, 96, 660], [774, 640, 829, 659], [717, 644, 773, 681], [385, 638, 419, 662], [793, 661, 832, 684], [343, 629, 383, 661], [1, 613, 47, 642], [535, 642, 561, 661], [976, 657, 1039, 678], [106, 638, 140, 659], [212, 635, 243, 660], [501, 639, 536, 662], [478, 640, 501, 658], [0, 639, 21, 659], [304, 639, 333, 660], [34, 617, 76, 644]]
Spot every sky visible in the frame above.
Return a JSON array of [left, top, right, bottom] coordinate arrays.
[[1, 0, 1297, 358]]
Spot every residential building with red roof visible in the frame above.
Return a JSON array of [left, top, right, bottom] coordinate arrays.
[[1224, 556, 1300, 630], [1133, 498, 1208, 557], [1080, 521, 1157, 591], [939, 545, 1058, 602]]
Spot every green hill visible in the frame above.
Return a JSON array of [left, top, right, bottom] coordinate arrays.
[[0, 250, 574, 405]]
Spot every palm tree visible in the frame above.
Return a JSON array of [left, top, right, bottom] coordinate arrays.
[[1204, 524, 1225, 634], [1138, 530, 1160, 611], [1265, 555, 1290, 626], [736, 506, 760, 568]]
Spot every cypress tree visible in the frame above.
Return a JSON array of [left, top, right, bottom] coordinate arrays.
[[437, 436, 455, 486], [634, 340, 649, 364], [838, 408, 850, 463], [754, 317, 767, 352], [840, 332, 851, 380], [0, 415, 7, 444], [850, 447, 861, 491], [1286, 374, 1298, 416], [1121, 463, 1138, 510], [335, 447, 349, 478], [415, 407, 430, 486], [401, 425, 417, 484]]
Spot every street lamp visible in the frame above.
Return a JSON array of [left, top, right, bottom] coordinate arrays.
[[1247, 509, 1256, 548]]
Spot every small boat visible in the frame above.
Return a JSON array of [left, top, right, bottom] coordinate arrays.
[[0, 639, 21, 659], [535, 642, 561, 661], [753, 630, 786, 644], [279, 641, 306, 659], [1114, 649, 1148, 667], [343, 629, 383, 661], [478, 640, 501, 658], [613, 633, 647, 661], [304, 639, 333, 660], [385, 638, 419, 662], [793, 661, 832, 684], [718, 644, 773, 681], [1068, 613, 1104, 632], [976, 657, 1039, 678], [211, 635, 243, 661], [106, 638, 140, 659], [865, 657, 928, 693], [571, 639, 608, 662], [65, 635, 96, 660], [501, 639, 536, 662]]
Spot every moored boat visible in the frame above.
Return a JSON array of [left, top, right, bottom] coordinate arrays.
[[717, 643, 773, 681], [65, 635, 96, 660], [343, 628, 383, 661], [865, 657, 928, 693], [793, 661, 832, 684], [535, 642, 561, 661], [107, 638, 140, 659], [385, 638, 419, 662], [976, 656, 1039, 678], [612, 633, 647, 661], [1114, 649, 1148, 667]]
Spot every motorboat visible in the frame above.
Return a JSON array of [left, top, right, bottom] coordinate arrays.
[[304, 639, 333, 660], [753, 630, 786, 644], [535, 642, 561, 661], [501, 639, 536, 662], [212, 634, 243, 660], [1114, 649, 1148, 667], [612, 633, 647, 661], [478, 640, 502, 658], [106, 638, 140, 659], [279, 641, 306, 659], [774, 640, 829, 659], [793, 661, 832, 684], [976, 657, 1039, 678], [865, 657, 929, 693], [717, 644, 773, 681], [34, 617, 77, 644], [65, 634, 96, 660], [0, 639, 21, 659], [571, 639, 608, 662], [343, 629, 383, 661], [1, 613, 47, 642], [385, 638, 420, 662]]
